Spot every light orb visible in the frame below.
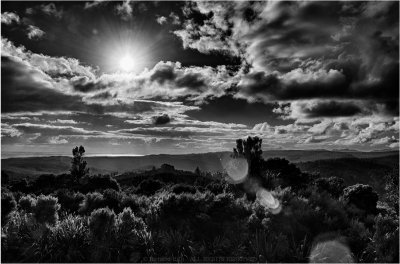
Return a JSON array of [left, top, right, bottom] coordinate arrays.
[[256, 188, 281, 214], [221, 157, 248, 184]]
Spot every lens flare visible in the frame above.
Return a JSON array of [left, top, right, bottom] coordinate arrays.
[[256, 188, 281, 214], [309, 240, 353, 263], [221, 157, 248, 184]]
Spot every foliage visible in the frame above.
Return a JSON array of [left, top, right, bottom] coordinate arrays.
[[54, 189, 84, 213], [70, 145, 89, 182], [136, 178, 164, 196], [371, 213, 399, 263], [314, 176, 345, 198], [172, 183, 197, 194], [79, 174, 120, 193], [33, 195, 61, 225], [18, 194, 37, 213], [343, 184, 379, 214], [233, 136, 264, 180], [44, 215, 90, 262], [78, 192, 106, 215], [1, 141, 398, 263], [1, 190, 17, 225]]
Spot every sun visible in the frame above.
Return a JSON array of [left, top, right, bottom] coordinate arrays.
[[118, 55, 135, 72]]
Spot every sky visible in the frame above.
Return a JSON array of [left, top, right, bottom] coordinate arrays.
[[1, 1, 399, 156]]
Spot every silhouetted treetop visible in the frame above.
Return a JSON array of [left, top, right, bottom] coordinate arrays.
[[70, 145, 89, 182]]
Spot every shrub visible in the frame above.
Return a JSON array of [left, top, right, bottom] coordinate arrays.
[[54, 189, 84, 214], [115, 208, 153, 262], [343, 184, 378, 214], [10, 179, 30, 193], [136, 179, 164, 196], [1, 191, 17, 225], [78, 192, 106, 214], [88, 207, 117, 262], [205, 182, 225, 195], [1, 211, 38, 262], [103, 188, 124, 213], [314, 177, 345, 198], [371, 213, 399, 263], [263, 158, 307, 189], [31, 174, 56, 193], [88, 207, 116, 241], [18, 195, 37, 213], [80, 174, 120, 193], [33, 195, 61, 225], [172, 183, 197, 194], [45, 215, 90, 262]]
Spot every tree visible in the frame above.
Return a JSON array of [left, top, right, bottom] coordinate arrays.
[[232, 136, 264, 179], [70, 146, 89, 182], [194, 166, 201, 175]]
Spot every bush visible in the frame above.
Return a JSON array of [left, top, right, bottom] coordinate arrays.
[[1, 211, 39, 262], [103, 188, 124, 213], [1, 191, 17, 225], [371, 213, 399, 263], [10, 179, 30, 193], [89, 207, 116, 241], [33, 195, 61, 225], [79, 192, 106, 215], [18, 195, 36, 213], [88, 207, 117, 262], [115, 208, 153, 262], [136, 179, 164, 196], [120, 194, 151, 218], [54, 189, 84, 214], [343, 184, 378, 214], [80, 174, 120, 193], [314, 177, 345, 198], [205, 182, 225, 195], [31, 174, 56, 193], [45, 215, 90, 262], [172, 183, 197, 194]]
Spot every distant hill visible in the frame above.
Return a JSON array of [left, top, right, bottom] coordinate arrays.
[[297, 155, 399, 194], [2, 150, 398, 187]]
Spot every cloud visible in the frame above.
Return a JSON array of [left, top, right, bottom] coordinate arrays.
[[27, 25, 45, 40], [169, 12, 180, 25], [2, 38, 96, 79], [1, 123, 22, 137], [48, 136, 68, 144], [175, 1, 398, 118], [72, 61, 238, 103], [115, 0, 133, 21], [156, 15, 167, 25], [26, 3, 63, 19], [48, 119, 78, 125], [1, 12, 20, 25], [153, 114, 171, 125], [84, 0, 106, 9]]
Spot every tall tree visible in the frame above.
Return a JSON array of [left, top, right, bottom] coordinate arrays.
[[70, 145, 89, 182], [232, 136, 264, 179]]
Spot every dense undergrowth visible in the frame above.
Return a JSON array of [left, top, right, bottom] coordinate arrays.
[[1, 140, 399, 263]]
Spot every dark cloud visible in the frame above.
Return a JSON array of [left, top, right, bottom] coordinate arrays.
[[176, 73, 205, 89], [152, 114, 171, 125], [149, 63, 176, 84], [1, 56, 85, 113], [72, 76, 109, 93], [300, 101, 364, 118], [185, 95, 283, 127]]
